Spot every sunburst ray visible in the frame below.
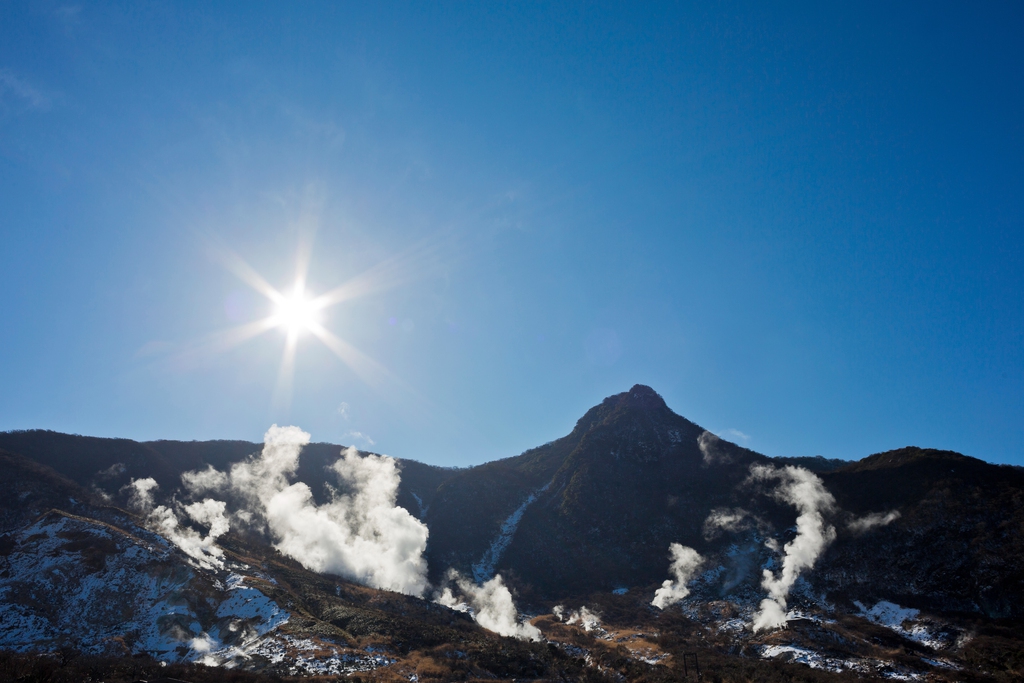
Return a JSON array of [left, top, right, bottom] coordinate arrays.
[[208, 239, 434, 411]]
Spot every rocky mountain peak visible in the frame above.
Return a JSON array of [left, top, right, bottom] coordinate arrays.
[[622, 384, 667, 408], [3, 400, 1024, 682], [570, 384, 682, 437]]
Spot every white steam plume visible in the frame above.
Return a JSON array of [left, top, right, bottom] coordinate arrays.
[[125, 477, 159, 510], [703, 507, 749, 539], [96, 462, 126, 480], [181, 466, 228, 495], [145, 425, 427, 595], [149, 503, 227, 569], [651, 543, 704, 609], [190, 425, 429, 596], [747, 464, 836, 632], [698, 431, 733, 465], [848, 510, 900, 534], [436, 571, 541, 641], [184, 498, 231, 539], [267, 444, 429, 595], [565, 606, 602, 632], [123, 478, 228, 569]]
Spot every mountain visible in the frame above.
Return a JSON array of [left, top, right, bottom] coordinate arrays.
[[818, 447, 1024, 618], [425, 385, 769, 595], [0, 430, 458, 528], [0, 449, 585, 682], [2, 385, 1023, 681], [421, 387, 1024, 615]]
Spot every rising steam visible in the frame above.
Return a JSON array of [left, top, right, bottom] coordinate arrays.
[[848, 509, 900, 534], [703, 507, 749, 539], [436, 570, 541, 641], [746, 464, 836, 631], [651, 543, 704, 609], [554, 605, 602, 632], [698, 431, 733, 465], [132, 425, 429, 596], [124, 478, 228, 570], [126, 477, 159, 510], [209, 425, 428, 595]]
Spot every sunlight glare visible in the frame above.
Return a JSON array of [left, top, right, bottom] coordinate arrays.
[[272, 285, 320, 336], [210, 242, 433, 414]]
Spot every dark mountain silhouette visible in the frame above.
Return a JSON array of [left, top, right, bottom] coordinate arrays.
[[0, 448, 104, 531], [2, 385, 1024, 681], [425, 385, 768, 595], [0, 430, 457, 527], [421, 388, 1024, 617], [0, 452, 568, 682], [0, 430, 258, 496], [818, 447, 1024, 618], [3, 387, 1022, 616]]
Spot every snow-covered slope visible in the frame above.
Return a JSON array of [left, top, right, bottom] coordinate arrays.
[[0, 510, 288, 662]]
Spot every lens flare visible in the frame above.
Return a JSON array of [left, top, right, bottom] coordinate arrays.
[[272, 286, 320, 336], [203, 237, 438, 414]]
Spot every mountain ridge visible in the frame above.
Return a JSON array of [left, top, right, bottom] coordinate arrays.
[[2, 385, 1023, 680], [3, 385, 1020, 610]]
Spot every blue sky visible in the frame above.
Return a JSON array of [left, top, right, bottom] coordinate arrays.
[[1, 2, 1022, 467]]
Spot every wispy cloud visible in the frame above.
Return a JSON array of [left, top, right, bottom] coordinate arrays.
[[722, 428, 751, 443], [346, 430, 375, 447], [337, 402, 350, 420], [0, 69, 53, 110]]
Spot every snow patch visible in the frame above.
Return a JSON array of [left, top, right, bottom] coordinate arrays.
[[0, 514, 290, 664], [410, 492, 428, 518], [472, 481, 551, 583], [854, 600, 950, 650], [759, 645, 864, 674]]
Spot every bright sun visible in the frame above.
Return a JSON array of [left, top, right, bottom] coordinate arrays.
[[213, 244, 411, 410], [272, 286, 320, 336]]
